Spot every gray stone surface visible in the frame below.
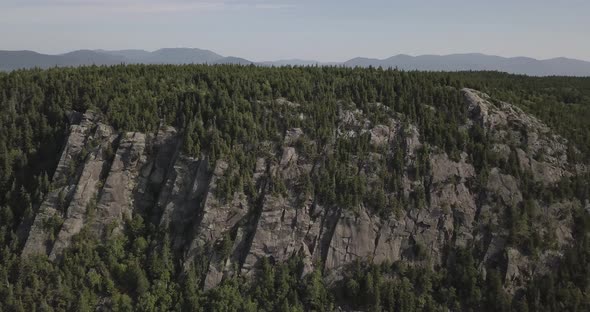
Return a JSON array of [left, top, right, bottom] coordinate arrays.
[[91, 132, 147, 237], [22, 112, 98, 257], [49, 123, 116, 260]]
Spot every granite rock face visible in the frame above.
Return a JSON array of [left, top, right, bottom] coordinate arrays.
[[20, 89, 585, 293], [49, 123, 117, 260], [90, 132, 148, 237], [22, 112, 101, 257], [241, 130, 318, 278]]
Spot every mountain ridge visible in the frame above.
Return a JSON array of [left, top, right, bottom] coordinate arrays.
[[2, 48, 590, 76]]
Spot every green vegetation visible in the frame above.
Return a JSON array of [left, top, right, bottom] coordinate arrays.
[[0, 65, 589, 310]]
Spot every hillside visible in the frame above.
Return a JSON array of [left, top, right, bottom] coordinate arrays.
[[0, 65, 589, 311]]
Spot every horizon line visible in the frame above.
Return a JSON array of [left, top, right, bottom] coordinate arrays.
[[2, 48, 590, 63]]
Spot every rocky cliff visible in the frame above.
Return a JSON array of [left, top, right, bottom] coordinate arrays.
[[20, 88, 586, 293]]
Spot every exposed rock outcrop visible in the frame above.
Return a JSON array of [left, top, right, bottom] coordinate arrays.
[[90, 132, 148, 237], [49, 123, 116, 260], [22, 112, 99, 257], [158, 157, 211, 251], [241, 131, 319, 277], [182, 159, 250, 289], [20, 88, 585, 294], [325, 209, 379, 270]]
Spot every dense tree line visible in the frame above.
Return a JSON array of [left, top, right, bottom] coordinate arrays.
[[0, 65, 589, 310]]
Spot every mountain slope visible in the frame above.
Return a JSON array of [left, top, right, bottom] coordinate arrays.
[[212, 56, 253, 65], [0, 48, 228, 70], [344, 53, 590, 76], [1, 66, 590, 311], [19, 88, 588, 293], [261, 59, 322, 66], [98, 48, 224, 64], [141, 48, 223, 64], [58, 50, 127, 66], [0, 50, 126, 70], [95, 49, 153, 60]]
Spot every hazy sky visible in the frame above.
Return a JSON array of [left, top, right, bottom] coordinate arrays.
[[1, 0, 589, 62]]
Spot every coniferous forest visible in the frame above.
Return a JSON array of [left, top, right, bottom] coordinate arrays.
[[0, 65, 589, 311]]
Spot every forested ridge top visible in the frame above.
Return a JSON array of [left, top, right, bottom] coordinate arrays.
[[0, 65, 590, 311], [2, 65, 589, 161]]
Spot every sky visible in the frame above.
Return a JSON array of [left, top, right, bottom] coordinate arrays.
[[1, 0, 589, 62]]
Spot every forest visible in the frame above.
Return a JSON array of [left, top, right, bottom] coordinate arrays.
[[0, 64, 589, 311]]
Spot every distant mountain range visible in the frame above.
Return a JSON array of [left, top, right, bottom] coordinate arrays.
[[1, 48, 590, 76]]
